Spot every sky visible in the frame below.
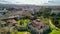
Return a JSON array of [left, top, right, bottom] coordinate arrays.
[[0, 0, 60, 6]]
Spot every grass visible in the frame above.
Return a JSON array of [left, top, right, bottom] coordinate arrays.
[[18, 31, 31, 34], [49, 19, 56, 29], [40, 16, 49, 23], [17, 19, 31, 34], [49, 19, 60, 34], [40, 17, 60, 34], [50, 30, 60, 34], [11, 31, 31, 34], [17, 17, 60, 34], [18, 32, 25, 34]]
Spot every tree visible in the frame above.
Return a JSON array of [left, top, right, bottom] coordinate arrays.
[[40, 8, 51, 18], [51, 13, 56, 17]]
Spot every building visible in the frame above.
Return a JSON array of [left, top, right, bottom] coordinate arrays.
[[27, 19, 50, 34], [0, 10, 7, 15], [51, 9, 60, 15]]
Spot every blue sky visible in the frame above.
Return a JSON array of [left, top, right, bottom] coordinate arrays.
[[0, 0, 60, 5]]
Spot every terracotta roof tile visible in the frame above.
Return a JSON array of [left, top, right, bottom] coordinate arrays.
[[8, 19, 17, 24]]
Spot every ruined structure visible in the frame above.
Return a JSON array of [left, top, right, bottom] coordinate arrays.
[[27, 19, 50, 34]]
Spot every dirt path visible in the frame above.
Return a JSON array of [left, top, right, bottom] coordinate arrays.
[[49, 19, 60, 30]]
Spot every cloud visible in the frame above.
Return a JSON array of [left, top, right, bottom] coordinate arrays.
[[0, 0, 60, 5], [47, 0, 60, 5], [0, 0, 48, 5]]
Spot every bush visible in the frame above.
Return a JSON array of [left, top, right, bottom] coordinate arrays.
[[17, 19, 30, 26]]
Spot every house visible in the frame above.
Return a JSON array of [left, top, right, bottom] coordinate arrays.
[[10, 10, 32, 19], [7, 19, 17, 24], [0, 10, 7, 15], [0, 10, 31, 19]]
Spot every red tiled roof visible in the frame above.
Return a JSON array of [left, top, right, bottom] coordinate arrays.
[[8, 19, 17, 24]]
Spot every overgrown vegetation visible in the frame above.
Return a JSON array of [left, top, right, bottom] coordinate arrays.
[[17, 19, 30, 26], [0, 8, 60, 34]]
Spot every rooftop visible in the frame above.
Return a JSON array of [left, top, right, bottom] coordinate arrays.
[[7, 19, 17, 24], [0, 10, 7, 12], [32, 19, 45, 26]]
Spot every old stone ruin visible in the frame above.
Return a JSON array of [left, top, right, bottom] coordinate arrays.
[[27, 19, 50, 34]]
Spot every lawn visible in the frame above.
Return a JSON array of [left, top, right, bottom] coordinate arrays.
[[17, 17, 60, 34], [50, 30, 60, 34], [41, 17, 60, 34], [48, 19, 60, 34], [18, 32, 31, 34], [18, 32, 26, 34]]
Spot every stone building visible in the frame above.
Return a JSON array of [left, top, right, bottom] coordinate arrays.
[[27, 19, 50, 34]]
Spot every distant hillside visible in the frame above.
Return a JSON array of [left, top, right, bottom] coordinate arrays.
[[0, 4, 60, 10], [0, 4, 40, 8]]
